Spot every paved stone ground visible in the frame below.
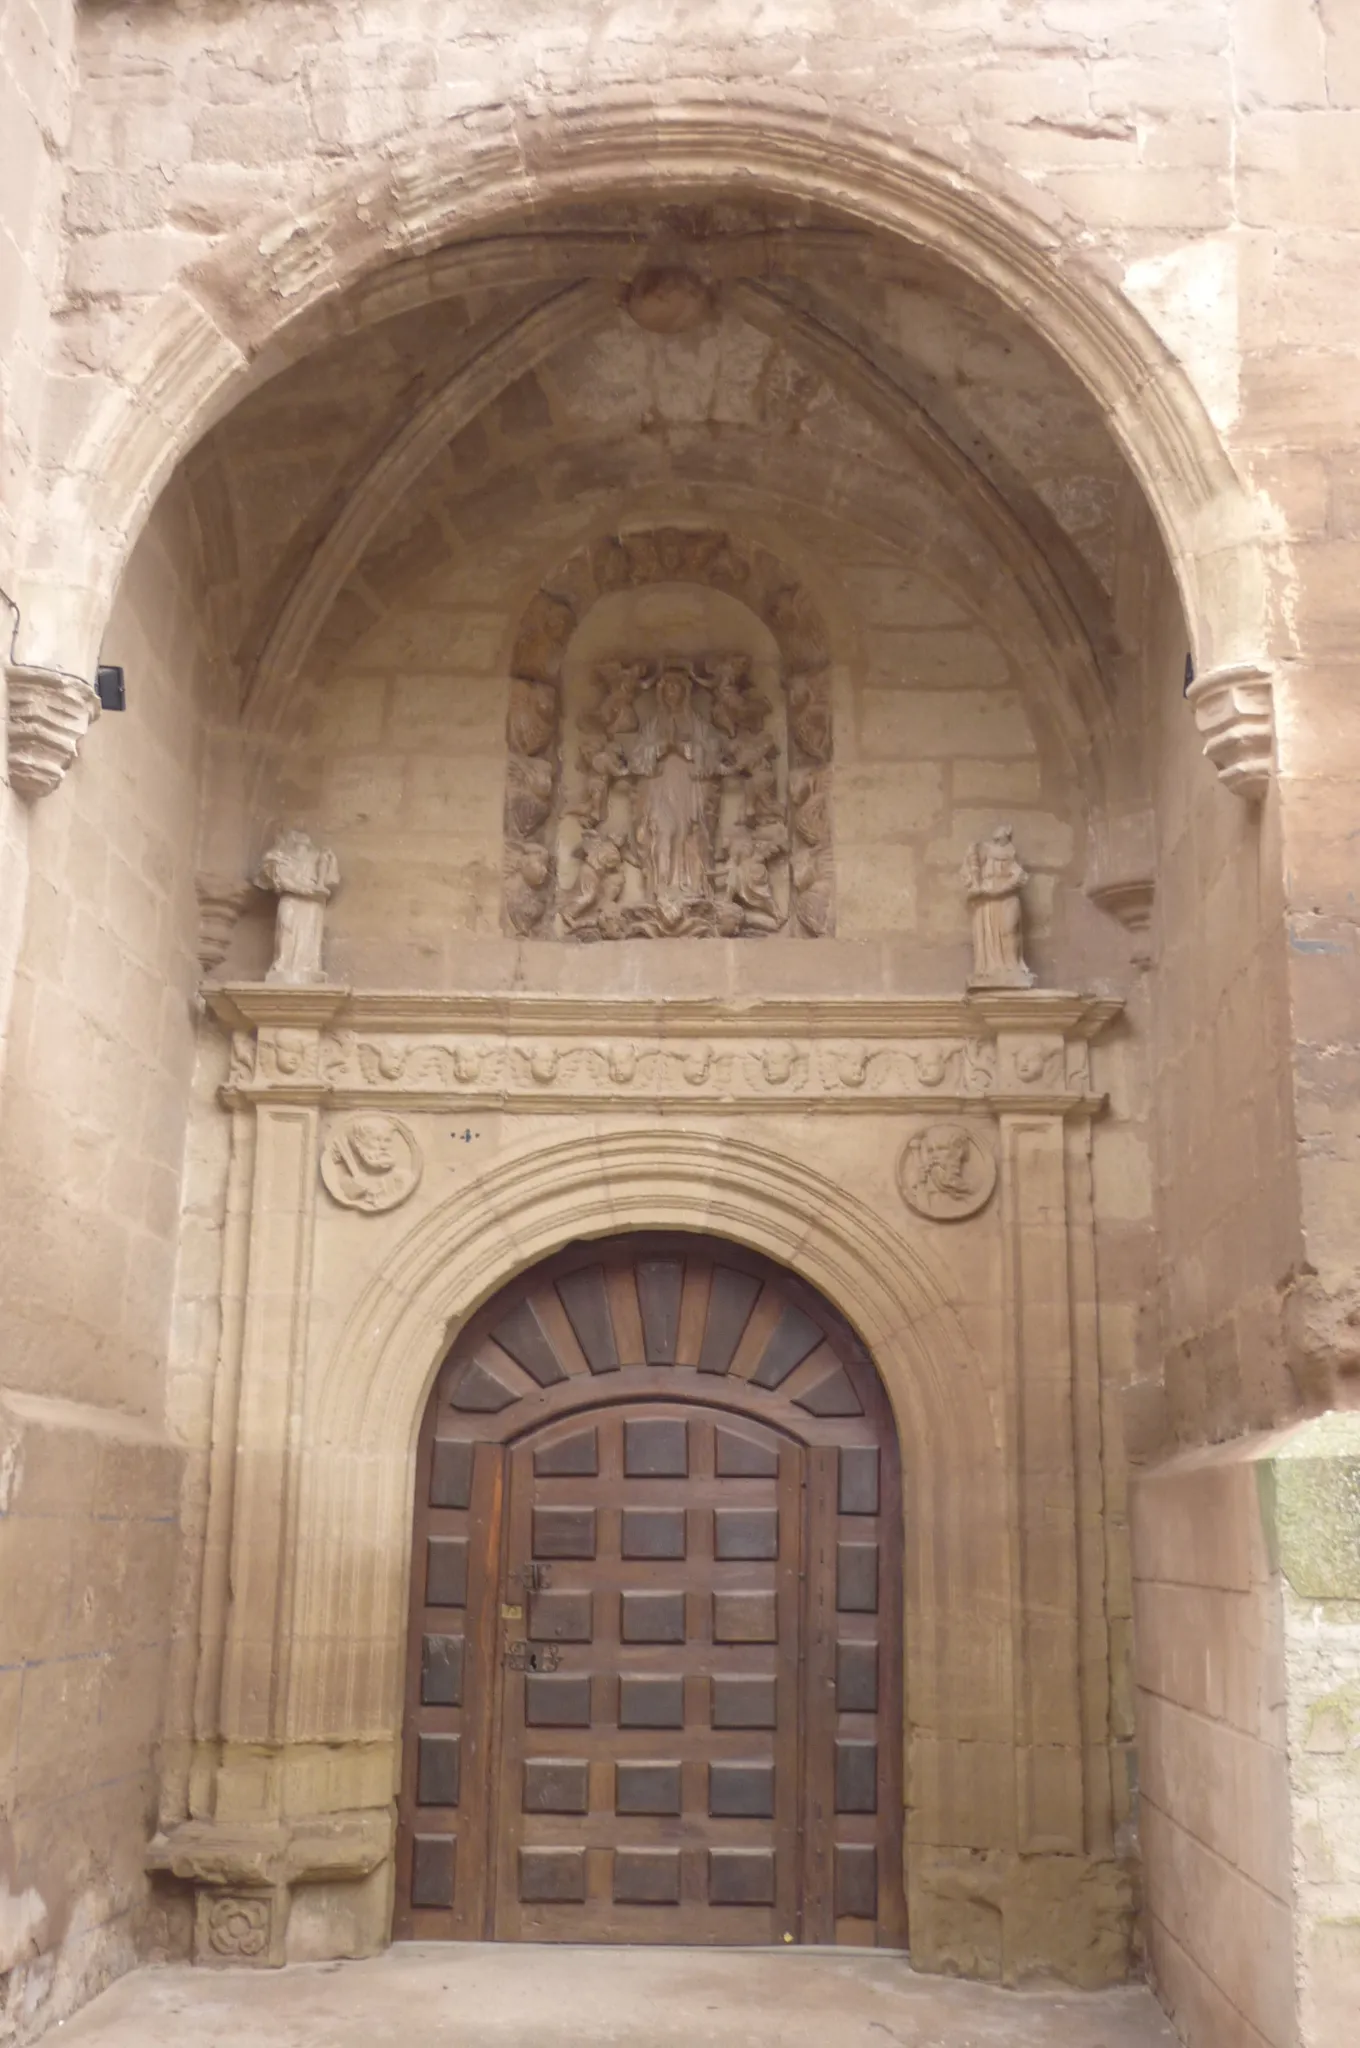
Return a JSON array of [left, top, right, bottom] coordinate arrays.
[[55, 1946, 1181, 2047]]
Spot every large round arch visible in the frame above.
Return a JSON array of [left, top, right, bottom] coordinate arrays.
[[23, 89, 1265, 690], [275, 1123, 1003, 1817], [392, 1228, 909, 1947]]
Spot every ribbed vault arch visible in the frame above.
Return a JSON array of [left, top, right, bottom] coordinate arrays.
[[21, 88, 1265, 691]]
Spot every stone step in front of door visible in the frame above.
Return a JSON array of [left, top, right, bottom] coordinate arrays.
[[54, 1947, 1181, 2048]]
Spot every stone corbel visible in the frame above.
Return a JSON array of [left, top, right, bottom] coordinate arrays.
[[1085, 808, 1155, 963], [147, 1811, 392, 1966], [195, 874, 256, 975], [1185, 660, 1274, 800], [4, 661, 100, 801]]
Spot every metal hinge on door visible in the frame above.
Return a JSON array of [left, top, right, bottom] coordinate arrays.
[[508, 1562, 553, 1592], [502, 1641, 563, 1672]]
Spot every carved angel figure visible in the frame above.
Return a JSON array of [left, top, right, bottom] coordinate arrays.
[[507, 679, 559, 757], [587, 658, 647, 738], [504, 842, 553, 936], [706, 653, 771, 738], [505, 754, 555, 839], [255, 829, 339, 986], [788, 677, 833, 764], [558, 830, 626, 936], [717, 821, 787, 934], [962, 823, 1035, 989]]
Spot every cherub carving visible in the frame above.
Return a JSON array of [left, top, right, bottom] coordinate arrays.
[[788, 677, 833, 764], [789, 767, 830, 847], [558, 830, 626, 936], [504, 842, 553, 935], [587, 658, 648, 738], [567, 737, 629, 829], [717, 821, 787, 934], [705, 654, 771, 738], [507, 679, 559, 757], [728, 732, 782, 827], [505, 754, 555, 839]]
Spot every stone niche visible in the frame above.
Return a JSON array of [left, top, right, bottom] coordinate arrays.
[[501, 528, 835, 941]]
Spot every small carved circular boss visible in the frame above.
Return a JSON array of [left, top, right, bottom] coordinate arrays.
[[320, 1113, 423, 1214], [897, 1121, 996, 1222]]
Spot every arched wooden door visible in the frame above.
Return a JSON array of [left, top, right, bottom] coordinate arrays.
[[394, 1233, 905, 1947]]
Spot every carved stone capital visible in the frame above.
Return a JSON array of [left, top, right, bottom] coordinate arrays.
[[4, 662, 100, 801], [1185, 661, 1274, 800]]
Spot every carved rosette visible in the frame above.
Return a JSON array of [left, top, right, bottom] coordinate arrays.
[[1185, 661, 1274, 800], [4, 663, 100, 801], [500, 529, 834, 940]]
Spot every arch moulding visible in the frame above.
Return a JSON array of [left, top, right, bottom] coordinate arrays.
[[13, 90, 1272, 803], [155, 983, 1129, 1978]]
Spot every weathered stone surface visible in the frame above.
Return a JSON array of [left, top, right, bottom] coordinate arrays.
[[1, 6, 1358, 2045]]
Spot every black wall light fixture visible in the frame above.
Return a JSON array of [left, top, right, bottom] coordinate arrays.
[[96, 665, 126, 711]]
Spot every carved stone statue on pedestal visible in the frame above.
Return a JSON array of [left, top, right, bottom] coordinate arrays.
[[255, 830, 340, 986], [962, 824, 1035, 989]]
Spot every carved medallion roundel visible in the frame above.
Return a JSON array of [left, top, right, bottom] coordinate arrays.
[[897, 1122, 996, 1222], [321, 1113, 423, 1213]]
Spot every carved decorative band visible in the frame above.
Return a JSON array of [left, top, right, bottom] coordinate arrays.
[[211, 988, 1120, 1119]]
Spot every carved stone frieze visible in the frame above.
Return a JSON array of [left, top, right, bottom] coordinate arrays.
[[208, 989, 1121, 1119], [4, 663, 100, 801], [1184, 661, 1274, 800], [500, 528, 835, 941]]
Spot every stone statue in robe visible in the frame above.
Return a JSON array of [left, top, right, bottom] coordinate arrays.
[[255, 829, 340, 985], [962, 823, 1035, 989], [622, 665, 722, 910]]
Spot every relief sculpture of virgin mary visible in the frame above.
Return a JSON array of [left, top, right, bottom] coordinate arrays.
[[556, 653, 788, 940], [626, 664, 723, 917]]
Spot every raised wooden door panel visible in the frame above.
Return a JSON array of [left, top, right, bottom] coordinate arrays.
[[393, 1433, 503, 1940], [494, 1405, 801, 1943], [394, 1232, 905, 1949]]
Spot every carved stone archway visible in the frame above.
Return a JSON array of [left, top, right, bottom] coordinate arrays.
[[156, 984, 1132, 1985], [11, 90, 1272, 802]]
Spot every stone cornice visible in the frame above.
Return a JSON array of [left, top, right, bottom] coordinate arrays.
[[208, 986, 1122, 1039], [208, 984, 1123, 1118]]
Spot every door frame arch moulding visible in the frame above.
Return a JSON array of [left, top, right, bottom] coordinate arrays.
[[152, 983, 1131, 1983], [13, 88, 1272, 801]]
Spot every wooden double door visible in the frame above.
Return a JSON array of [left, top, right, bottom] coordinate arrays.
[[395, 1234, 905, 1947]]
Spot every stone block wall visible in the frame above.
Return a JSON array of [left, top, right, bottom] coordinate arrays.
[[1132, 1443, 1296, 2048], [0, 0, 76, 1066], [1132, 1419, 1360, 2048], [0, 1390, 181, 2040], [0, 484, 216, 2035]]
